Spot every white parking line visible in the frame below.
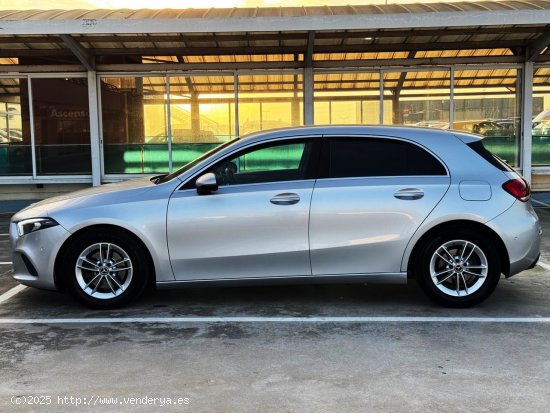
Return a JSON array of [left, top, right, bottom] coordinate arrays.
[[0, 262, 12, 265], [532, 199, 550, 208], [537, 261, 550, 271], [0, 316, 549, 325], [0, 284, 26, 305], [0, 233, 9, 236]]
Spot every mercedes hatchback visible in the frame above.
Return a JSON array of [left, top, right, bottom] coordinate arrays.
[[10, 126, 541, 308]]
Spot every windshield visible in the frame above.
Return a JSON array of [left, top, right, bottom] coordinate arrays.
[[155, 139, 238, 184]]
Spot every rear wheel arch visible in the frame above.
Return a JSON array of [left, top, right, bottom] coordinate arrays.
[[407, 220, 510, 278], [54, 224, 156, 292]]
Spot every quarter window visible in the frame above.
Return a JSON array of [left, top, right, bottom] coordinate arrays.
[[329, 138, 446, 178]]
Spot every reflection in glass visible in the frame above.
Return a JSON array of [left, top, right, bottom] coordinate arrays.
[[238, 74, 303, 134], [168, 75, 235, 170], [533, 67, 550, 166], [30, 78, 91, 175], [101, 77, 168, 174], [453, 69, 520, 166], [382, 70, 450, 127], [0, 78, 32, 175], [314, 72, 380, 125]]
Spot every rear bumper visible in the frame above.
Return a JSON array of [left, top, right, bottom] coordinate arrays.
[[486, 200, 541, 277]]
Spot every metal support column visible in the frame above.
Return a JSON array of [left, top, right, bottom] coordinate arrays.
[[449, 66, 455, 128], [88, 70, 101, 186], [521, 61, 534, 183], [303, 31, 315, 126]]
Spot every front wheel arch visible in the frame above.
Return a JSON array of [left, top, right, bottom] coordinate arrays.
[[407, 220, 510, 279], [54, 224, 156, 292]]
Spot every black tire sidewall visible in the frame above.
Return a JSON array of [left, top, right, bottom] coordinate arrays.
[[415, 230, 501, 308], [61, 229, 149, 309]]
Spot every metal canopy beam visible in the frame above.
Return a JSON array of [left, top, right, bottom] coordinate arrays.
[[0, 40, 530, 58], [59, 34, 95, 71], [176, 55, 195, 92], [526, 29, 550, 61], [0, 26, 546, 44]]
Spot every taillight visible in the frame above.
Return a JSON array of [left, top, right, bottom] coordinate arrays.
[[502, 178, 531, 202]]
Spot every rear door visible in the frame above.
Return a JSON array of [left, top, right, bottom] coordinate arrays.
[[309, 136, 450, 276]]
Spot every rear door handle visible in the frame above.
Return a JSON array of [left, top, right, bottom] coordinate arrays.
[[270, 193, 300, 205], [394, 188, 424, 200]]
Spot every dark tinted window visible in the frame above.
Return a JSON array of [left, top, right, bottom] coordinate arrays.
[[329, 138, 446, 178], [467, 140, 514, 172]]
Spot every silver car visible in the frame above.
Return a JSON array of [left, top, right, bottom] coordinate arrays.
[[9, 126, 541, 308]]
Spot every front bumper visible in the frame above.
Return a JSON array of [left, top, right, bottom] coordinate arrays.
[[10, 221, 70, 290]]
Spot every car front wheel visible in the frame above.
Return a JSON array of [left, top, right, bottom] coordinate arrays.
[[61, 229, 149, 309]]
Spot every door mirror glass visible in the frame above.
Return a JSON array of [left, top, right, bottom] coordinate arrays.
[[196, 172, 218, 194]]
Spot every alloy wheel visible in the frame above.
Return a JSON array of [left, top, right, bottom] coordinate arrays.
[[429, 239, 488, 297], [75, 242, 133, 300]]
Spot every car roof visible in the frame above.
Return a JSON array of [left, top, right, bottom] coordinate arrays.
[[236, 124, 477, 145]]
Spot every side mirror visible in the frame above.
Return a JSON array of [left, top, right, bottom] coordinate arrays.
[[196, 172, 218, 194]]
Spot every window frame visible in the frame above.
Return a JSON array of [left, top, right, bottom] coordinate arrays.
[[318, 135, 449, 180], [179, 136, 322, 190]]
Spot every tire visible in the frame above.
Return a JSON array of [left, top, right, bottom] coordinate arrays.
[[414, 229, 501, 308], [60, 228, 150, 309]]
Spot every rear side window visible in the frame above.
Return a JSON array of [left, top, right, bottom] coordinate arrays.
[[329, 138, 447, 178], [467, 140, 514, 172]]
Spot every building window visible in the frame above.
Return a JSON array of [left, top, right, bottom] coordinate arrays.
[[314, 72, 380, 125], [238, 73, 303, 134], [30, 78, 91, 175], [533, 66, 550, 166], [101, 76, 168, 174], [453, 68, 521, 167], [0, 78, 31, 176], [169, 74, 236, 170], [382, 70, 450, 128]]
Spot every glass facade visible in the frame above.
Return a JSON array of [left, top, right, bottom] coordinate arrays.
[[31, 78, 91, 175], [533, 66, 550, 166], [382, 70, 450, 127], [169, 74, 235, 170], [453, 69, 520, 166], [314, 72, 380, 125], [0, 78, 31, 175], [0, 65, 545, 182], [238, 73, 303, 134], [101, 76, 168, 174]]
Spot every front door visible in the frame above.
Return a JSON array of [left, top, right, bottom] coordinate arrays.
[[167, 139, 319, 281]]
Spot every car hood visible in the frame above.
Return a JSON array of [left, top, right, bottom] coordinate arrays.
[[12, 177, 157, 221]]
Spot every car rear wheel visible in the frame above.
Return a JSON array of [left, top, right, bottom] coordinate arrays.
[[61, 229, 149, 309], [415, 230, 501, 307]]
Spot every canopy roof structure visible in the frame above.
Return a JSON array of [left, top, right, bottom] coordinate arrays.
[[0, 1, 547, 71]]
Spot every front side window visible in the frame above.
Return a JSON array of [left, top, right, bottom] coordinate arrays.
[[329, 138, 446, 178], [208, 140, 316, 186]]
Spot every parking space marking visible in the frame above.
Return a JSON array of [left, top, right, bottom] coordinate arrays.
[[0, 262, 12, 265], [0, 316, 550, 325], [533, 199, 550, 208], [537, 261, 550, 271], [0, 233, 8, 236], [0, 284, 26, 305]]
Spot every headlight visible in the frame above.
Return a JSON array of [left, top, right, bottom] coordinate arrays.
[[16, 218, 59, 237]]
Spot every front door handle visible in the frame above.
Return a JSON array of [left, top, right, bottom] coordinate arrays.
[[270, 193, 300, 205], [394, 188, 424, 200]]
